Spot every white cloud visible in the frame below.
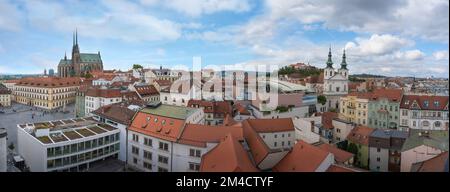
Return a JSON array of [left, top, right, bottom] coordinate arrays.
[[140, 0, 252, 17], [264, 0, 449, 43], [0, 0, 22, 31], [394, 50, 425, 60], [433, 50, 449, 60], [345, 34, 413, 56], [23, 0, 182, 42]]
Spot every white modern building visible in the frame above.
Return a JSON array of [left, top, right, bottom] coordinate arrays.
[[17, 117, 120, 172], [0, 128, 7, 172]]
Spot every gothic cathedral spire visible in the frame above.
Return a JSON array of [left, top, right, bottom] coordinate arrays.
[[326, 46, 333, 68], [341, 49, 347, 70]]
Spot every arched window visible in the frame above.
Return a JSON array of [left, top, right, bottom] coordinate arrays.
[[422, 121, 430, 127], [434, 121, 441, 128]]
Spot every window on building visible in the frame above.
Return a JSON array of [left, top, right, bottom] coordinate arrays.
[[189, 162, 200, 171], [158, 155, 169, 164], [159, 142, 169, 151], [377, 157, 381, 162], [143, 162, 152, 170], [274, 142, 277, 147], [144, 138, 152, 147], [133, 157, 138, 164], [132, 134, 139, 142], [143, 150, 152, 160], [189, 149, 201, 157], [377, 148, 381, 152], [158, 167, 168, 172], [132, 146, 139, 155]]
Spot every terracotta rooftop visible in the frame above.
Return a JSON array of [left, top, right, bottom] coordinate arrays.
[[245, 118, 294, 133], [16, 77, 81, 88], [200, 134, 258, 172], [235, 103, 251, 115], [318, 143, 354, 164], [273, 140, 330, 172], [242, 120, 271, 166], [317, 112, 338, 129], [135, 84, 159, 97], [400, 95, 448, 111], [85, 87, 122, 98], [326, 165, 356, 172], [91, 103, 140, 125], [347, 126, 375, 146], [411, 151, 449, 172], [178, 124, 244, 147], [187, 100, 232, 116], [129, 110, 186, 142]]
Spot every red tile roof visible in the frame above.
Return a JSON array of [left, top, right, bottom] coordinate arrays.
[[85, 88, 122, 98], [347, 126, 375, 146], [273, 140, 330, 172], [128, 111, 186, 142], [318, 143, 354, 164], [411, 151, 448, 172], [326, 165, 356, 172], [135, 84, 159, 97], [318, 112, 338, 129], [400, 95, 448, 111], [200, 134, 259, 172], [235, 103, 251, 115], [91, 103, 139, 125], [178, 124, 243, 147], [245, 118, 294, 133], [16, 77, 81, 88], [187, 100, 232, 116], [242, 120, 271, 166]]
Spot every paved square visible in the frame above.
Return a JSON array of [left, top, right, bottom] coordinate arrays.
[[0, 102, 76, 151]]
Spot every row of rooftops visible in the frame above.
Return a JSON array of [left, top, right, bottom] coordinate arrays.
[[0, 83, 11, 94], [18, 117, 117, 145], [15, 77, 82, 88]]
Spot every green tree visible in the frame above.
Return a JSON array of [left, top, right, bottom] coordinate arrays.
[[84, 73, 93, 78], [317, 95, 327, 105], [133, 64, 143, 69], [347, 142, 359, 165]]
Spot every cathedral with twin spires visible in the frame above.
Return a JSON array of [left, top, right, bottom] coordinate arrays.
[[57, 30, 103, 77]]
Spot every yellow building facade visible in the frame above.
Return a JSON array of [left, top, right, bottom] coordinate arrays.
[[339, 93, 370, 126], [14, 77, 81, 110]]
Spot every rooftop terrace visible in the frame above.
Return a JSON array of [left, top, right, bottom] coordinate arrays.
[[18, 117, 118, 145]]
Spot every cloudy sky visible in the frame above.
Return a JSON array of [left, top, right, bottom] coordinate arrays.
[[0, 0, 448, 77]]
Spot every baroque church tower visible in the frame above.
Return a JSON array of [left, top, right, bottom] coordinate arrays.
[[323, 47, 349, 110]]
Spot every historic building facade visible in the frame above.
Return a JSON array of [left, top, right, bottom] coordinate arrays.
[[58, 31, 103, 77], [323, 48, 349, 111]]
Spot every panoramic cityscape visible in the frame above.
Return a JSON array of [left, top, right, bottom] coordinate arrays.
[[0, 0, 448, 174]]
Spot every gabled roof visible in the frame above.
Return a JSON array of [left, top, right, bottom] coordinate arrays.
[[273, 141, 330, 172], [326, 165, 356, 172], [318, 143, 354, 164], [411, 151, 449, 172], [317, 112, 338, 129], [129, 110, 186, 142], [85, 87, 122, 98], [235, 103, 251, 115], [200, 134, 259, 172], [400, 95, 449, 111], [245, 118, 294, 133], [242, 120, 271, 166], [347, 126, 375, 146], [401, 129, 449, 152], [16, 77, 81, 88], [187, 100, 232, 116], [91, 103, 139, 125], [178, 124, 243, 147], [135, 84, 159, 97]]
